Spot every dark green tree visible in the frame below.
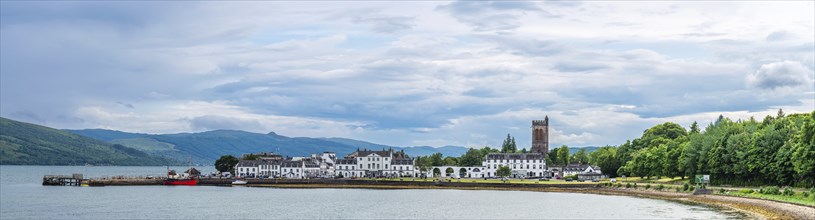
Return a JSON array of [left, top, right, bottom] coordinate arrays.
[[557, 145, 571, 165], [430, 153, 444, 166], [573, 148, 588, 164], [214, 155, 239, 174], [459, 148, 484, 166], [496, 165, 512, 178], [501, 134, 517, 153]]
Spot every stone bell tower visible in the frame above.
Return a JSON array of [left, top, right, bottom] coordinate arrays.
[[531, 116, 549, 156]]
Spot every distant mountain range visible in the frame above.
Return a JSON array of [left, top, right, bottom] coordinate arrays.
[[0, 117, 175, 165], [0, 116, 600, 166], [66, 129, 470, 164]]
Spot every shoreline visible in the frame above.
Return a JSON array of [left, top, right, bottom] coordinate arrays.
[[247, 183, 813, 220]]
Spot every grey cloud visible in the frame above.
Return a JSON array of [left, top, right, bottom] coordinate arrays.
[[352, 16, 415, 33], [437, 1, 551, 32], [481, 35, 567, 56], [766, 31, 793, 42], [748, 61, 814, 90], [189, 115, 265, 132], [116, 101, 135, 109], [552, 61, 609, 72]]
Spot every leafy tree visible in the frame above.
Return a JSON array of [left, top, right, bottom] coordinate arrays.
[[443, 156, 459, 166], [496, 165, 512, 178], [430, 153, 444, 166], [459, 148, 484, 166], [791, 113, 815, 187], [557, 145, 570, 165], [520, 148, 528, 153], [589, 146, 620, 177], [242, 154, 259, 160], [573, 148, 588, 164], [215, 155, 239, 174], [548, 149, 560, 165]]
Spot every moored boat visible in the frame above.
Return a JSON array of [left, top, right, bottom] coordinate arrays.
[[231, 179, 248, 185], [164, 178, 198, 185]]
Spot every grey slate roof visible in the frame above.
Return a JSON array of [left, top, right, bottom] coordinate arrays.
[[391, 158, 413, 165], [336, 158, 357, 165], [562, 163, 599, 171]]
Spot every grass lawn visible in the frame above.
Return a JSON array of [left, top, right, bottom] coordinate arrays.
[[725, 191, 815, 207], [614, 177, 689, 184]]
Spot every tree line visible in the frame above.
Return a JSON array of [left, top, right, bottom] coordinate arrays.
[[589, 110, 814, 187]]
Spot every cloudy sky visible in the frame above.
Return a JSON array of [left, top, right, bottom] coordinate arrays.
[[1, 1, 813, 149]]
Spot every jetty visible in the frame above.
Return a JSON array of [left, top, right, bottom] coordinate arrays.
[[42, 174, 85, 186]]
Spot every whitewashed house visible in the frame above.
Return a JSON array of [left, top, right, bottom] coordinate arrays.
[[558, 163, 602, 177], [257, 160, 281, 178], [335, 148, 415, 178], [235, 160, 261, 178], [483, 153, 547, 178]]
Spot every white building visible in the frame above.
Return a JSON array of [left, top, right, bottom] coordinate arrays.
[[235, 160, 261, 178], [425, 166, 486, 178], [557, 163, 602, 177], [335, 148, 415, 178], [483, 153, 547, 178]]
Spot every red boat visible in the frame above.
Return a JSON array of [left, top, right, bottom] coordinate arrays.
[[163, 178, 197, 185], [163, 165, 198, 185]]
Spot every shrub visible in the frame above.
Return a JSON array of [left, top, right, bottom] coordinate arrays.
[[616, 183, 622, 188], [675, 187, 680, 192], [626, 183, 631, 188], [764, 186, 781, 195], [738, 189, 754, 194], [782, 188, 794, 196], [645, 184, 651, 190], [758, 188, 764, 194], [719, 188, 726, 194], [683, 183, 690, 191], [657, 184, 664, 191], [802, 192, 810, 198], [689, 185, 695, 191], [633, 183, 638, 189]]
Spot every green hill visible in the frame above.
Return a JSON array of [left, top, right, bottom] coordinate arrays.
[[68, 129, 471, 164], [0, 117, 177, 165]]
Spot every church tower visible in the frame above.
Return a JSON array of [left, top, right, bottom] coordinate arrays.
[[531, 116, 549, 156]]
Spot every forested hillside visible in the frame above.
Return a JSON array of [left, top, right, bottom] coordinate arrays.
[[0, 117, 176, 165], [69, 129, 469, 164], [589, 110, 814, 187]]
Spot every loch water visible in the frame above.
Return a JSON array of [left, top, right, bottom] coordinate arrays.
[[0, 166, 743, 219]]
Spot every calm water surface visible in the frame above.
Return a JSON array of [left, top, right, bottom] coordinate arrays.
[[1, 166, 744, 219]]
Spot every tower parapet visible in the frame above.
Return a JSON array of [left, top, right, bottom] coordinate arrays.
[[531, 116, 549, 156]]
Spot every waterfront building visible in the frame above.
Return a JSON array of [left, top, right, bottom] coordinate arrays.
[[279, 160, 320, 179], [335, 148, 415, 178], [235, 160, 261, 178], [553, 163, 602, 178], [425, 166, 486, 178], [483, 153, 546, 178], [257, 159, 281, 177]]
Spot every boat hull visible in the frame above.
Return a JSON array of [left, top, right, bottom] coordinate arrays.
[[163, 179, 197, 186]]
